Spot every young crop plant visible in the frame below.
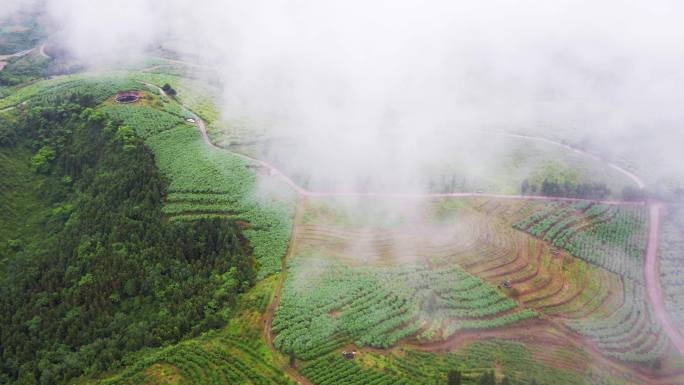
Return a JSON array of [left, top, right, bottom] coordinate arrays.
[[566, 280, 669, 364], [101, 103, 186, 139], [143, 125, 294, 278], [0, 75, 143, 110], [657, 206, 684, 334], [273, 259, 538, 358], [513, 202, 648, 281]]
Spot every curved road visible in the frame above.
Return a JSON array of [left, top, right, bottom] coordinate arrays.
[[495, 131, 645, 189], [0, 47, 34, 61], [193, 116, 642, 205]]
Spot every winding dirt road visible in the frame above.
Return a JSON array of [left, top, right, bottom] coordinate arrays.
[[496, 131, 645, 189], [0, 47, 34, 73], [262, 199, 312, 385], [0, 47, 34, 61]]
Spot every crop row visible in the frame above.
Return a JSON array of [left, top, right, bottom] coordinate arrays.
[[98, 337, 294, 385], [119, 116, 293, 278], [273, 259, 535, 358], [102, 102, 187, 139], [386, 341, 588, 385], [301, 354, 412, 385], [567, 281, 668, 363], [513, 202, 647, 281], [657, 207, 684, 334]]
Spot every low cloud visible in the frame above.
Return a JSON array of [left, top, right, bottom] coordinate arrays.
[[34, 0, 684, 192]]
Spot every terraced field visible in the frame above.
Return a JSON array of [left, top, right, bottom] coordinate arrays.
[[97, 336, 294, 385], [512, 201, 648, 281], [658, 205, 684, 335], [89, 279, 295, 385], [270, 196, 684, 384], [0, 75, 144, 110], [91, 83, 297, 278]]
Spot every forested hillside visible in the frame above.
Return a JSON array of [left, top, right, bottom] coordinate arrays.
[[0, 95, 255, 384]]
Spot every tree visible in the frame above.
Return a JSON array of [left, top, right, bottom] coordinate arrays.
[[30, 146, 55, 173], [541, 179, 558, 197], [162, 83, 177, 97], [447, 369, 462, 385], [521, 179, 530, 195]]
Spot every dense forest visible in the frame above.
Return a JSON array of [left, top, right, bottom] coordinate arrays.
[[0, 95, 255, 384]]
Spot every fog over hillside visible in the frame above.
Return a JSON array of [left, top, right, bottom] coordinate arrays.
[[27, 0, 684, 193]]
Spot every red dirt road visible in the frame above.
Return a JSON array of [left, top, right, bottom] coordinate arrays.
[[645, 203, 684, 359]]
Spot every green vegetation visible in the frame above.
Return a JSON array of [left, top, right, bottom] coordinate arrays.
[[89, 279, 294, 385], [658, 205, 684, 333], [0, 51, 50, 87], [0, 75, 143, 110], [93, 81, 294, 278], [0, 17, 43, 55], [567, 281, 668, 364], [0, 96, 256, 384], [513, 200, 667, 365], [0, 65, 665, 385], [300, 340, 599, 385], [273, 259, 537, 358], [143, 125, 293, 277], [101, 102, 186, 139], [513, 202, 648, 280]]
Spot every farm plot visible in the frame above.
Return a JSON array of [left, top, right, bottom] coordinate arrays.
[[493, 199, 681, 368], [273, 258, 537, 358], [0, 75, 143, 109], [94, 90, 295, 278], [101, 99, 188, 139], [512, 201, 648, 281], [92, 278, 294, 385], [273, 198, 545, 358], [299, 336, 642, 385], [279, 196, 683, 381], [567, 280, 670, 365], [657, 205, 684, 335], [95, 337, 294, 385], [139, 125, 295, 278]]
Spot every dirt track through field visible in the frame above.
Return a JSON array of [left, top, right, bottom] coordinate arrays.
[[262, 198, 312, 385], [645, 203, 684, 359]]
